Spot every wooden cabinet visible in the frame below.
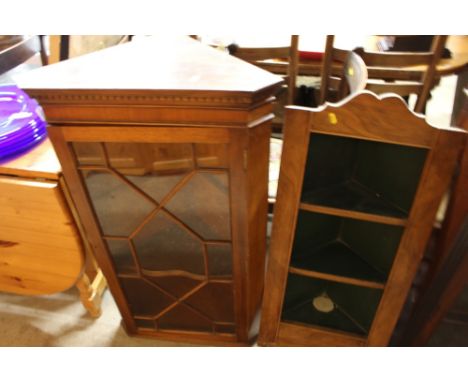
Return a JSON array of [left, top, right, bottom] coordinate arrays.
[[258, 92, 466, 346], [17, 36, 282, 345]]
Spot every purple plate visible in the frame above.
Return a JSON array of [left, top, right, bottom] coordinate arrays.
[[0, 125, 47, 150], [0, 84, 47, 159]]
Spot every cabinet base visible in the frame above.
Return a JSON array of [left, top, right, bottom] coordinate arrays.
[[120, 319, 256, 347]]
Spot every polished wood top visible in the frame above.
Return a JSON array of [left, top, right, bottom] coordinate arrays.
[[0, 138, 61, 180], [14, 36, 283, 103]]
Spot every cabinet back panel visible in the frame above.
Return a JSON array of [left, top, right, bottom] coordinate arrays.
[[282, 274, 382, 335], [354, 140, 427, 214], [301, 133, 428, 217], [341, 219, 404, 276], [292, 211, 402, 280], [302, 133, 357, 191], [292, 210, 341, 257]]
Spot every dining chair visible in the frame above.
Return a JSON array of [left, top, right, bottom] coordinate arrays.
[[0, 35, 48, 76], [318, 35, 368, 104], [230, 36, 299, 104], [230, 36, 299, 132], [354, 35, 448, 114]]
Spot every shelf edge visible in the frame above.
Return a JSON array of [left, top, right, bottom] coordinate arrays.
[[299, 202, 408, 226], [289, 266, 386, 290]]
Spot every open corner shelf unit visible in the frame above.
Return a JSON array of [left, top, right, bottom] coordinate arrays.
[[259, 92, 466, 346]]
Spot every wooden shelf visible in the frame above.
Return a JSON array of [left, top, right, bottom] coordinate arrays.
[[289, 240, 386, 289], [282, 297, 368, 335], [281, 274, 383, 336], [299, 201, 408, 227], [301, 180, 409, 221]]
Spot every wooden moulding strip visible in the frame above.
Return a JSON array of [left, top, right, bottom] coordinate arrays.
[[276, 322, 366, 347], [288, 266, 386, 290], [61, 126, 231, 143], [299, 203, 408, 227], [134, 327, 245, 346]]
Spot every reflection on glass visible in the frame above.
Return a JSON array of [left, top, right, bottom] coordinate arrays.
[[133, 211, 205, 274], [158, 304, 212, 333], [119, 277, 173, 317], [83, 170, 154, 237], [76, 141, 237, 334], [185, 282, 235, 323], [72, 142, 106, 166], [207, 244, 232, 277], [124, 173, 186, 204], [145, 276, 201, 298], [195, 144, 229, 168], [106, 239, 136, 274], [165, 172, 231, 241], [105, 143, 194, 175]]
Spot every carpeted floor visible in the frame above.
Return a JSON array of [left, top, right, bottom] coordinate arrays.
[[0, 287, 192, 346]]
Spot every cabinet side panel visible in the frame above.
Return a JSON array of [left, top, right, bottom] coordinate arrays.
[[258, 108, 312, 345], [367, 130, 465, 346], [246, 122, 271, 328], [228, 129, 250, 342]]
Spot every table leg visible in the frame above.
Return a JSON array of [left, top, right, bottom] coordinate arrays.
[[76, 270, 107, 318]]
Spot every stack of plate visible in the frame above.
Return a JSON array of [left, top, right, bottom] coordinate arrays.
[[0, 85, 47, 160]]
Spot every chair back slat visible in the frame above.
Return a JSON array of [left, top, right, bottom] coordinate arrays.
[[230, 36, 299, 129], [355, 35, 448, 113], [355, 50, 434, 67], [319, 36, 368, 104], [232, 46, 291, 61], [366, 81, 423, 96]]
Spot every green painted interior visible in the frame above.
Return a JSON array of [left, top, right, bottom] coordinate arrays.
[[301, 133, 428, 217], [341, 218, 403, 276], [281, 274, 382, 335], [283, 132, 426, 337], [292, 211, 402, 282]]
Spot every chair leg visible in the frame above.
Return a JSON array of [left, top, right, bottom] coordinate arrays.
[[38, 35, 49, 66]]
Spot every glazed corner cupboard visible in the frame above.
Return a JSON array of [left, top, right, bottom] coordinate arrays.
[[16, 36, 283, 345], [259, 92, 466, 346]]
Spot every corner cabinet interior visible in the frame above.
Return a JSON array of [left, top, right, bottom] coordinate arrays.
[[259, 92, 465, 346], [17, 36, 283, 345]]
